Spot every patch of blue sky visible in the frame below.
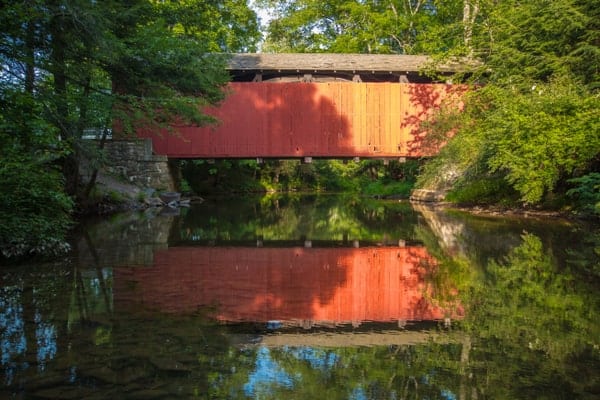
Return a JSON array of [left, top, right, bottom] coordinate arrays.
[[0, 288, 28, 385], [35, 311, 57, 372], [0, 294, 27, 366], [441, 389, 457, 400], [244, 346, 295, 397], [349, 386, 367, 400], [284, 346, 339, 371]]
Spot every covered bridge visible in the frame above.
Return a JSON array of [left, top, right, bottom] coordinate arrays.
[[139, 53, 469, 160]]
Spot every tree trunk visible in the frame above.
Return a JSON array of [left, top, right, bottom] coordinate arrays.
[[82, 125, 111, 201], [50, 11, 79, 196], [463, 0, 479, 56], [25, 18, 35, 94]]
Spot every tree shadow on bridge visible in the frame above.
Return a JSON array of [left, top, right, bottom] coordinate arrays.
[[402, 84, 468, 156], [157, 82, 357, 158]]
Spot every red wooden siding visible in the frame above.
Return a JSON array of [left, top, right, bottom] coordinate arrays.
[[114, 246, 463, 326], [138, 82, 462, 158]]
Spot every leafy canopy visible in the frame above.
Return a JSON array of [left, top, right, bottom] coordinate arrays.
[[0, 0, 261, 258]]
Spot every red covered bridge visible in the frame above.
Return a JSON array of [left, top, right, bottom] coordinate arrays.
[[139, 54, 468, 160]]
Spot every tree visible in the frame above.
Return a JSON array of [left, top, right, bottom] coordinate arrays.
[[0, 0, 260, 258], [416, 0, 600, 209], [257, 0, 463, 54]]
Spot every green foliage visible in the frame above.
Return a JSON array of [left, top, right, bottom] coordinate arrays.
[[181, 159, 265, 194], [420, 77, 600, 206], [567, 173, 600, 216], [0, 157, 73, 259], [362, 180, 413, 198], [177, 193, 421, 243], [485, 80, 599, 204], [0, 90, 73, 259], [481, 0, 599, 88], [181, 158, 418, 197], [258, 0, 465, 54], [414, 0, 600, 211], [445, 175, 518, 206], [462, 232, 600, 395], [0, 0, 261, 258]]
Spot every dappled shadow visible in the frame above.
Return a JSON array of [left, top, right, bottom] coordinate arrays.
[[403, 84, 467, 156], [140, 82, 355, 158], [113, 246, 455, 327]]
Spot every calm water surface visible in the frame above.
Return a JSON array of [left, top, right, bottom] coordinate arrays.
[[1, 194, 599, 399]]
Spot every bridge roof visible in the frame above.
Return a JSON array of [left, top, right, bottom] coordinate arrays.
[[226, 53, 468, 74]]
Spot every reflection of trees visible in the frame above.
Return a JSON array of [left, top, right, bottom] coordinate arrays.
[[463, 233, 600, 397], [210, 342, 469, 400], [0, 263, 71, 390], [414, 207, 600, 398], [177, 194, 421, 243]]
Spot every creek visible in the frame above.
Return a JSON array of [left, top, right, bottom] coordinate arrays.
[[1, 194, 598, 399]]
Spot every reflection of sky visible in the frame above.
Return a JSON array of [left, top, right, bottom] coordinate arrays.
[[441, 388, 457, 400], [1, 287, 59, 384], [35, 310, 57, 372], [244, 345, 340, 397], [244, 347, 295, 397], [0, 287, 28, 385], [285, 346, 338, 371], [243, 345, 458, 399], [79, 268, 112, 315], [350, 386, 367, 400]]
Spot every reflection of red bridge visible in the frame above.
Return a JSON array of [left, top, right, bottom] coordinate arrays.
[[139, 54, 467, 159], [114, 246, 461, 326]]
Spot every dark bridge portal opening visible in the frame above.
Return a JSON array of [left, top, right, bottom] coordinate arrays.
[[233, 71, 438, 84]]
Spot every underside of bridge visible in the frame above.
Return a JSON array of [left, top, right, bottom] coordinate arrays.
[[138, 54, 467, 160]]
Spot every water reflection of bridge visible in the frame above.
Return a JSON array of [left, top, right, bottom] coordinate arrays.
[[114, 245, 461, 328]]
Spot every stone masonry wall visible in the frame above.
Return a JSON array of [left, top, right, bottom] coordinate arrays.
[[102, 139, 175, 191]]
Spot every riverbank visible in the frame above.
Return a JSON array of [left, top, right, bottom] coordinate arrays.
[[89, 172, 583, 221]]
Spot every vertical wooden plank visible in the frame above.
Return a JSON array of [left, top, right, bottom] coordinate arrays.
[[377, 84, 384, 154], [384, 83, 393, 155], [365, 84, 373, 155], [276, 83, 289, 156], [369, 83, 380, 155], [338, 82, 353, 155], [351, 83, 358, 154], [357, 83, 367, 154], [266, 83, 287, 156], [304, 82, 322, 155], [319, 83, 330, 156], [400, 83, 411, 157], [321, 82, 341, 156], [289, 83, 309, 156], [389, 83, 401, 155]]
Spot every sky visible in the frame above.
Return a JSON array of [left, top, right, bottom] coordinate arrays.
[[251, 1, 274, 29], [250, 1, 274, 51]]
